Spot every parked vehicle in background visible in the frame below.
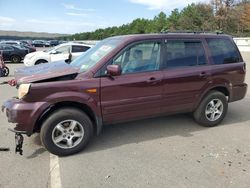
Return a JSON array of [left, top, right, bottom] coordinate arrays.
[[32, 40, 46, 47], [20, 40, 33, 46], [0, 51, 9, 77], [49, 40, 59, 46], [0, 41, 36, 54], [0, 44, 28, 63], [0, 41, 20, 46], [2, 33, 247, 156], [24, 43, 93, 66], [22, 44, 36, 53], [58, 40, 67, 45], [0, 41, 36, 53], [44, 41, 50, 47]]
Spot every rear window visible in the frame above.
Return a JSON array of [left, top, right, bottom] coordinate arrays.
[[206, 38, 241, 64]]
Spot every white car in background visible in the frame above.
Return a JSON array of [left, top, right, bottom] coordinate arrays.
[[24, 43, 93, 66]]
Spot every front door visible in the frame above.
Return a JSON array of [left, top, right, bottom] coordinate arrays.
[[100, 40, 164, 124], [50, 45, 71, 62]]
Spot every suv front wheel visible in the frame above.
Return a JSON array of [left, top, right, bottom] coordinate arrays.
[[193, 91, 228, 127], [40, 108, 93, 156]]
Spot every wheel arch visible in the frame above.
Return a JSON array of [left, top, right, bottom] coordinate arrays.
[[34, 101, 102, 135], [195, 85, 230, 110], [35, 59, 48, 65], [10, 54, 21, 61]]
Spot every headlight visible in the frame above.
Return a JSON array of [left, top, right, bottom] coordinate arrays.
[[18, 84, 31, 99], [25, 54, 35, 60]]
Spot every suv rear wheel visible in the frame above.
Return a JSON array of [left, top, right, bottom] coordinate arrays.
[[40, 108, 93, 156], [193, 91, 228, 127]]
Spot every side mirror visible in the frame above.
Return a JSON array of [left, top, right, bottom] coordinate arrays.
[[106, 65, 122, 77], [50, 50, 57, 54]]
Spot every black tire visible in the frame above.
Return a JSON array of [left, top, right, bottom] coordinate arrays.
[[11, 55, 21, 63], [193, 91, 228, 127], [2, 67, 9, 77], [35, 59, 48, 65], [40, 108, 94, 156]]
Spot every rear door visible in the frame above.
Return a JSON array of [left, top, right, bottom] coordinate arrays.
[[100, 40, 164, 123], [161, 39, 211, 114]]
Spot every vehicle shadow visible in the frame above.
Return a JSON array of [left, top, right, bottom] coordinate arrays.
[[4, 61, 23, 65], [84, 100, 250, 154]]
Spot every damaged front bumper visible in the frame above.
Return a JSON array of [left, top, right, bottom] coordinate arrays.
[[1, 98, 50, 136], [2, 99, 51, 155]]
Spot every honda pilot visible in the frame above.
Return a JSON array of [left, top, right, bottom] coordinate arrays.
[[2, 33, 247, 156]]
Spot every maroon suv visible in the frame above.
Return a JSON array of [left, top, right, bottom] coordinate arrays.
[[2, 33, 247, 156]]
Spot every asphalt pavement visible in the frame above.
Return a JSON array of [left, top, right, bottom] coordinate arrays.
[[0, 53, 250, 188]]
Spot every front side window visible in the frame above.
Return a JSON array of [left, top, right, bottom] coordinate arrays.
[[55, 46, 70, 54], [206, 38, 241, 64], [113, 41, 161, 74], [163, 40, 207, 69]]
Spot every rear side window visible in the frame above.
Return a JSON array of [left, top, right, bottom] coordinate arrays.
[[163, 40, 207, 69], [72, 45, 90, 53], [206, 38, 241, 64]]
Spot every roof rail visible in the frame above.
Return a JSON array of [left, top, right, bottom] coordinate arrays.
[[160, 30, 224, 35]]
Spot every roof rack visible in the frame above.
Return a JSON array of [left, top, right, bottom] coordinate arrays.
[[160, 30, 224, 35]]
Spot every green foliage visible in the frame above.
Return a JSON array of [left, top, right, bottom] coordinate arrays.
[[66, 1, 250, 40]]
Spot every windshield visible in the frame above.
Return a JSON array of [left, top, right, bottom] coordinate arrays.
[[70, 38, 123, 72]]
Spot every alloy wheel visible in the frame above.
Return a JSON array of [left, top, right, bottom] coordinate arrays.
[[52, 120, 84, 149]]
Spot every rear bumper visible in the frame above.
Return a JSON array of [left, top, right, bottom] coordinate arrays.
[[229, 83, 248, 102], [2, 99, 51, 136]]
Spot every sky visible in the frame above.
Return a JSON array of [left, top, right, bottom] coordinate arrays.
[[0, 0, 204, 34]]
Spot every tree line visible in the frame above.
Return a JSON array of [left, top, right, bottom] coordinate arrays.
[[63, 0, 250, 40]]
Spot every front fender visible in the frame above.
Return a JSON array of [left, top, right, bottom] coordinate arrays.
[[44, 91, 100, 116]]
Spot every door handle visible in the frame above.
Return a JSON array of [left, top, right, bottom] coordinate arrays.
[[148, 77, 156, 81], [147, 77, 161, 84], [199, 72, 208, 77]]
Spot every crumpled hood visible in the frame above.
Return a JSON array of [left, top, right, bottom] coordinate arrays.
[[15, 61, 79, 85]]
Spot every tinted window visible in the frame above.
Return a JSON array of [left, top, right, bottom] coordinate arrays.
[[206, 38, 241, 64], [6, 42, 17, 45], [3, 46, 13, 50], [113, 41, 161, 74], [164, 40, 207, 69], [72, 45, 90, 53]]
